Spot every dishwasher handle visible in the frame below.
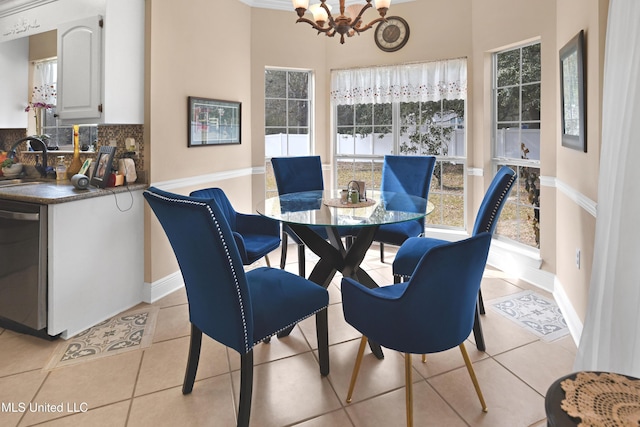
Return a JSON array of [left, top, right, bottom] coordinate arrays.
[[0, 209, 40, 221]]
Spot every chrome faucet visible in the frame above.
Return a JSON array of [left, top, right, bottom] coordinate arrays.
[[7, 136, 48, 178]]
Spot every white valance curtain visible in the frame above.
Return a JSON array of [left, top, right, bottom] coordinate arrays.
[[331, 58, 467, 105], [574, 0, 640, 378], [32, 59, 57, 106]]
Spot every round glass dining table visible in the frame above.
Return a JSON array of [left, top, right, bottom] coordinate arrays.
[[257, 189, 433, 359]]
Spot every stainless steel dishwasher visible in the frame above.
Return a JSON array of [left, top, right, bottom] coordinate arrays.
[[0, 198, 52, 338]]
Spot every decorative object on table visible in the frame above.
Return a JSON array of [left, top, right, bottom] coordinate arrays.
[[1, 159, 23, 178], [374, 16, 410, 52], [90, 146, 116, 188], [292, 0, 392, 45], [143, 186, 329, 427], [342, 233, 493, 426], [560, 372, 640, 426], [324, 197, 376, 208], [188, 97, 241, 146], [560, 30, 586, 152], [24, 101, 54, 145], [67, 125, 83, 178]]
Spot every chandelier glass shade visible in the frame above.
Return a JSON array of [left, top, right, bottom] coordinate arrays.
[[292, 0, 392, 44]]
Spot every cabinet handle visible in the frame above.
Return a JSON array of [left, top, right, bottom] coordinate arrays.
[[0, 209, 39, 221]]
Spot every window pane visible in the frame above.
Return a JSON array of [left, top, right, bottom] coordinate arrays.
[[288, 72, 309, 99], [495, 123, 521, 159], [521, 123, 540, 161], [337, 104, 354, 126], [496, 49, 520, 87], [265, 99, 286, 126], [355, 104, 372, 126], [373, 126, 393, 155], [521, 83, 540, 121], [522, 44, 541, 83], [265, 70, 286, 98], [336, 131, 355, 155], [374, 103, 392, 125], [497, 87, 520, 122], [288, 100, 308, 127]]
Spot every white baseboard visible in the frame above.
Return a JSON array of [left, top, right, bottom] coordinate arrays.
[[143, 271, 185, 304], [553, 278, 583, 346]]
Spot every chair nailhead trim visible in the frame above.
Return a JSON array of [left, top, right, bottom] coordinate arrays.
[[482, 174, 516, 233], [146, 190, 252, 354]]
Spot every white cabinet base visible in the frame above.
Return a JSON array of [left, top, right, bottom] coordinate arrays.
[[47, 190, 144, 338]]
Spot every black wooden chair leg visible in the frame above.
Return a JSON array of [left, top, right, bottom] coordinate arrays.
[[237, 351, 254, 427], [393, 275, 401, 284], [379, 242, 385, 263], [297, 244, 306, 277], [280, 232, 288, 269], [473, 302, 486, 352], [316, 308, 329, 376], [478, 288, 486, 315], [182, 324, 202, 394]]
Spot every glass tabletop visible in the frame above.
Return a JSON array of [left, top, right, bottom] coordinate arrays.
[[256, 190, 434, 228]]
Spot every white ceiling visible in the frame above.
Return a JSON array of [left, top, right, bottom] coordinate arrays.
[[239, 0, 415, 12], [0, 0, 415, 18]]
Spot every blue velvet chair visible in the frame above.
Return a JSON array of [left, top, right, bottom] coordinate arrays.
[[190, 187, 280, 266], [342, 233, 493, 427], [373, 155, 436, 263], [271, 155, 354, 277], [144, 187, 329, 427], [392, 166, 516, 352]]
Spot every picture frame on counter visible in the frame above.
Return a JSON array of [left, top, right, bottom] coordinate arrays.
[[188, 97, 241, 147], [90, 146, 116, 188]]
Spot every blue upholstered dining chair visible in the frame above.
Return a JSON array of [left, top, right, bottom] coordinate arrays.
[[271, 155, 353, 277], [190, 187, 280, 266], [373, 155, 436, 263], [342, 233, 493, 427], [143, 187, 329, 427]]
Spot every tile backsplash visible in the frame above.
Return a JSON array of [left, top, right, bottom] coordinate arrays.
[[0, 124, 145, 182]]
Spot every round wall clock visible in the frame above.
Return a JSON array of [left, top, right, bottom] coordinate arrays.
[[374, 16, 410, 52]]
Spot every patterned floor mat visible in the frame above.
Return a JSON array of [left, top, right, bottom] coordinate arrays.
[[46, 306, 158, 370], [488, 291, 569, 342]]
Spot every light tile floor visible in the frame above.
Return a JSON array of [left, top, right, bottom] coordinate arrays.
[[0, 244, 577, 427]]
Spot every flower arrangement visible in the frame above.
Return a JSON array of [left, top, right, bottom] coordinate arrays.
[[24, 101, 55, 112], [25, 101, 54, 141]]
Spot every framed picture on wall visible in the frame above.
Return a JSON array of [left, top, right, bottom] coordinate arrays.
[[188, 97, 241, 147], [559, 30, 586, 152], [90, 146, 116, 188]]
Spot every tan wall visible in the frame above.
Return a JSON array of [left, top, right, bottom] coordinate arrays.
[[143, 0, 609, 325], [555, 0, 609, 319], [145, 0, 254, 282]]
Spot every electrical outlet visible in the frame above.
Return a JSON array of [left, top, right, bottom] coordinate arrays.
[[576, 249, 581, 269]]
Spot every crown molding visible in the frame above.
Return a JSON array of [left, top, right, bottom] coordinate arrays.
[[0, 0, 56, 18], [238, 0, 415, 12]]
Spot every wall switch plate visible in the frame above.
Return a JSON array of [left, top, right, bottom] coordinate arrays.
[[576, 249, 581, 269]]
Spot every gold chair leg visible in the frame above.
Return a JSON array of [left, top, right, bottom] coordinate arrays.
[[264, 254, 271, 267], [422, 354, 426, 363], [459, 343, 488, 412], [346, 336, 368, 403], [405, 353, 413, 427]]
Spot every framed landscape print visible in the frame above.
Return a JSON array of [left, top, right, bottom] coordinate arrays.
[[188, 97, 241, 147], [559, 30, 586, 152]]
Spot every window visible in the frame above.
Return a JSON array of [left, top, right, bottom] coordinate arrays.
[[265, 68, 312, 197], [493, 43, 541, 248], [333, 59, 467, 229]]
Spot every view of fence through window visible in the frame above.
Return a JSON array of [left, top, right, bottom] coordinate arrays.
[[335, 98, 466, 229], [493, 43, 541, 248]]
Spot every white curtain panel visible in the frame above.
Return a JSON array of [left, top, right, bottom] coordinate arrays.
[[32, 59, 57, 106], [574, 0, 640, 377], [330, 58, 467, 105]]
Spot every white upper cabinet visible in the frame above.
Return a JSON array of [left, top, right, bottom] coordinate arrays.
[[57, 16, 102, 122], [0, 37, 28, 128]]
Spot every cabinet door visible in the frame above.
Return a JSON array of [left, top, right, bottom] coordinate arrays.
[[57, 16, 102, 121]]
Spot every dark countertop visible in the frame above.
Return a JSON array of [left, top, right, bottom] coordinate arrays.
[[0, 179, 148, 204]]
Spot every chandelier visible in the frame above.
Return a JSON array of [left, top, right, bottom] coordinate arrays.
[[292, 0, 392, 44]]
